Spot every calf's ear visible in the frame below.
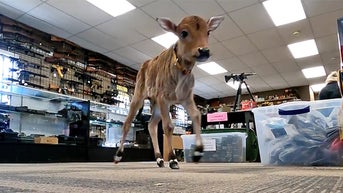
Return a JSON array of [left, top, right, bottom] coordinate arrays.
[[207, 15, 225, 32], [156, 17, 177, 33]]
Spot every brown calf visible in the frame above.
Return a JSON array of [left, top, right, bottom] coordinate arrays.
[[114, 15, 224, 169]]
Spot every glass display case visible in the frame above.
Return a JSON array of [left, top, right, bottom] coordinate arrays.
[[0, 83, 139, 147]]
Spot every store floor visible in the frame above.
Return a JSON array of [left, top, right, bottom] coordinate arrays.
[[0, 162, 342, 193]]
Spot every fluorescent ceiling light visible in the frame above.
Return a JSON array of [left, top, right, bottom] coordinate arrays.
[[287, 39, 319, 59], [263, 0, 306, 26], [87, 0, 135, 17], [310, 83, 326, 92], [152, 32, 178, 48], [226, 81, 247, 90], [301, 66, 326, 79], [197, 62, 227, 75]]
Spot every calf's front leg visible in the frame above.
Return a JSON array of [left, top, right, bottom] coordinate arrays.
[[183, 98, 203, 162], [157, 95, 179, 169]]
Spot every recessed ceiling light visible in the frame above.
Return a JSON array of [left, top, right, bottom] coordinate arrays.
[[151, 32, 178, 48], [287, 39, 319, 59], [197, 62, 227, 75], [301, 66, 326, 79], [310, 83, 326, 92], [226, 81, 247, 90], [87, 0, 136, 18], [263, 0, 306, 26]]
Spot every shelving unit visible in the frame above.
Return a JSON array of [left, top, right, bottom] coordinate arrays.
[[256, 97, 298, 106], [0, 83, 154, 163]]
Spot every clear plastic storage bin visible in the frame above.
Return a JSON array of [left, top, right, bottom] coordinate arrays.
[[252, 98, 343, 166], [181, 132, 247, 163]]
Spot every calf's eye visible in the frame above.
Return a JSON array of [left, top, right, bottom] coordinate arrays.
[[180, 31, 188, 39]]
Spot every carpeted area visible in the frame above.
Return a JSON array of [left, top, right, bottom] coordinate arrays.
[[0, 162, 342, 193]]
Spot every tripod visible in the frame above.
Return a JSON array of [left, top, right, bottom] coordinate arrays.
[[225, 72, 256, 112], [233, 79, 255, 112]]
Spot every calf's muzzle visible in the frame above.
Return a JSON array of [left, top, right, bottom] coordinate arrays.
[[196, 47, 210, 62]]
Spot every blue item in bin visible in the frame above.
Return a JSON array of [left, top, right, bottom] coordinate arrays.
[[271, 128, 287, 138], [278, 106, 310, 115]]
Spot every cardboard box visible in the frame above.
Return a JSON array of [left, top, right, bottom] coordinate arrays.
[[163, 135, 183, 161], [34, 136, 58, 144], [252, 98, 343, 166]]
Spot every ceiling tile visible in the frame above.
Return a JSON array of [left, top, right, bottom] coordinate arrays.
[[229, 3, 274, 34], [0, 0, 42, 12], [277, 19, 313, 44], [173, 0, 225, 18], [127, 0, 156, 8], [248, 28, 284, 50], [67, 36, 109, 54], [222, 36, 258, 56], [320, 52, 341, 68], [46, 0, 113, 26], [209, 42, 234, 61], [216, 0, 259, 13], [262, 46, 293, 63], [105, 9, 155, 33], [0, 2, 25, 19], [217, 57, 245, 72], [250, 63, 279, 76], [282, 71, 309, 87], [141, 0, 186, 22], [96, 24, 146, 46], [197, 76, 223, 86], [27, 3, 90, 34], [238, 51, 269, 67], [310, 9, 343, 38], [303, 0, 343, 17], [17, 14, 72, 39], [113, 46, 151, 64], [262, 74, 288, 87], [272, 60, 300, 73], [211, 16, 244, 41], [104, 51, 137, 68], [316, 34, 340, 54], [193, 67, 210, 79], [76, 28, 124, 51], [295, 54, 323, 69], [131, 39, 165, 58]]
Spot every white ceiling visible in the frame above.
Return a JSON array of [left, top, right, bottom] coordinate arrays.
[[0, 0, 342, 99]]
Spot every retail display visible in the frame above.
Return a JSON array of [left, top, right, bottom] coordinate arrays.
[[0, 14, 136, 106], [0, 83, 153, 162]]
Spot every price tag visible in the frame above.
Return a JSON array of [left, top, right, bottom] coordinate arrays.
[[207, 112, 228, 122], [203, 138, 216, 151]]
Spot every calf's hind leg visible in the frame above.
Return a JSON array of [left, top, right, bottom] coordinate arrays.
[[147, 105, 164, 167]]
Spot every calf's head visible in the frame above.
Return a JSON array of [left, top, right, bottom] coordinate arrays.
[[157, 15, 224, 63]]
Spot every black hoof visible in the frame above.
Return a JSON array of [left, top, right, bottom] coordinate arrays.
[[114, 150, 123, 164], [192, 145, 204, 163], [169, 159, 179, 169], [156, 158, 165, 168]]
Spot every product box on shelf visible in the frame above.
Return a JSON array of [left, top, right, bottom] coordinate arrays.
[[34, 136, 58, 144], [252, 98, 343, 166], [181, 132, 247, 163]]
